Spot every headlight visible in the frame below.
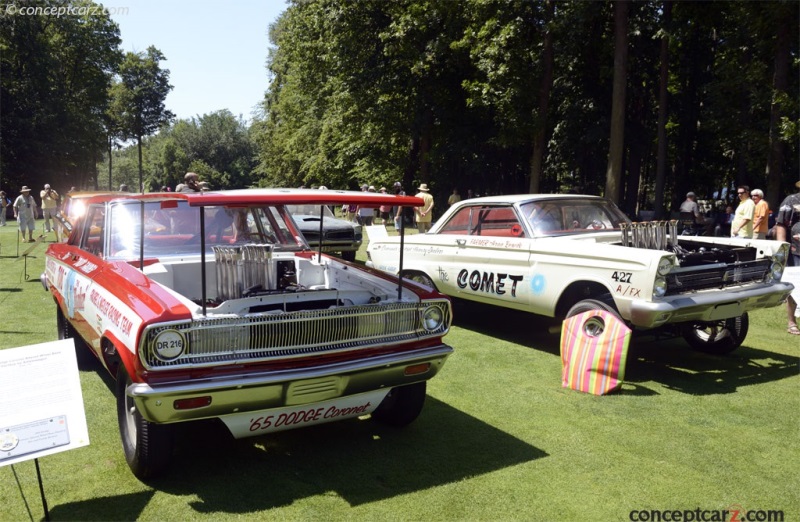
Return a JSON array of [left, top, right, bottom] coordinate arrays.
[[657, 257, 673, 276], [773, 244, 788, 265], [421, 305, 444, 331], [153, 329, 186, 362], [653, 277, 667, 298], [771, 263, 784, 281]]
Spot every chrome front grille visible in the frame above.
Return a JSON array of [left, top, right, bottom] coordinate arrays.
[[665, 259, 770, 295], [140, 300, 451, 370]]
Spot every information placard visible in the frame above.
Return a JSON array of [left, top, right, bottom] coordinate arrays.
[[0, 339, 90, 467]]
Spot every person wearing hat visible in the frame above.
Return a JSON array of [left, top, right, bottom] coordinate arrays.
[[0, 190, 9, 226], [356, 186, 377, 226], [414, 183, 435, 233], [679, 191, 702, 226], [178, 172, 202, 193], [13, 186, 38, 242], [775, 179, 800, 336], [40, 183, 60, 235]]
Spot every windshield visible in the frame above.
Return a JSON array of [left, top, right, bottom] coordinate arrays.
[[286, 204, 336, 219], [520, 198, 630, 236], [107, 200, 307, 259]]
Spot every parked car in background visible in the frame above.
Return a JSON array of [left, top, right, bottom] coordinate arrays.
[[287, 203, 362, 261], [367, 194, 793, 355], [42, 189, 453, 479]]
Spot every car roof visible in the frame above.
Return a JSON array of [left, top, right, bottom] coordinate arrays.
[[459, 194, 607, 205], [79, 188, 425, 207]]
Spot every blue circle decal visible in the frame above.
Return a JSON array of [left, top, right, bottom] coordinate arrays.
[[530, 274, 545, 295]]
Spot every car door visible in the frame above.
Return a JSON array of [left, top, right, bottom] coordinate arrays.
[[431, 204, 533, 311]]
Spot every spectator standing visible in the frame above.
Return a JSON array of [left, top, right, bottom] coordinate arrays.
[[448, 188, 461, 206], [714, 204, 734, 236], [774, 180, 800, 336], [750, 188, 770, 239], [378, 187, 391, 224], [0, 190, 8, 226], [40, 183, 60, 235], [178, 172, 202, 193], [731, 185, 755, 238], [13, 186, 38, 242], [356, 186, 376, 226], [393, 181, 406, 231], [679, 192, 702, 223], [414, 183, 435, 233]]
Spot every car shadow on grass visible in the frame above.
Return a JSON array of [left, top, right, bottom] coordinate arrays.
[[451, 300, 799, 396], [625, 337, 799, 395], [126, 396, 548, 514]]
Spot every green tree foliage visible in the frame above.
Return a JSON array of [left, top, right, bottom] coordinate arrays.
[[0, 0, 122, 192], [101, 110, 256, 192], [110, 46, 174, 191], [255, 0, 798, 217]]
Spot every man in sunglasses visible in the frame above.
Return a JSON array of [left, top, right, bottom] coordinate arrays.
[[731, 185, 755, 238]]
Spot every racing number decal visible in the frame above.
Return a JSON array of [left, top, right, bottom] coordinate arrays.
[[611, 271, 632, 283]]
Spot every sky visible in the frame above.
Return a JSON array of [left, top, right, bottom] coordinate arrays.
[[110, 0, 288, 123]]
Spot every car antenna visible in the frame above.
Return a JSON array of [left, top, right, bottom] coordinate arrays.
[[318, 204, 324, 261], [200, 206, 207, 316], [397, 211, 405, 300]]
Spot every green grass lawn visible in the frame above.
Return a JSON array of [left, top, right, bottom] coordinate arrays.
[[0, 221, 797, 521]]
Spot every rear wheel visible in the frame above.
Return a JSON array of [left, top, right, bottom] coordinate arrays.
[[116, 365, 174, 480], [371, 382, 427, 427], [681, 313, 748, 355]]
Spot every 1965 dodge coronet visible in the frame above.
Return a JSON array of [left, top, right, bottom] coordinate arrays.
[[42, 189, 453, 479], [367, 194, 793, 354]]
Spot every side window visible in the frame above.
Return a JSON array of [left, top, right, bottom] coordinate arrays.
[[471, 207, 526, 238], [79, 206, 106, 256], [439, 207, 473, 234]]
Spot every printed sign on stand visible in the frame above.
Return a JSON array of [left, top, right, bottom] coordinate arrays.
[[0, 339, 90, 467]]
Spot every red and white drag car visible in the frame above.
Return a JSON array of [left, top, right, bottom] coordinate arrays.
[[41, 189, 453, 479]]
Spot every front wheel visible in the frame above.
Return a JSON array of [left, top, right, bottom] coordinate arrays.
[[681, 313, 748, 355], [400, 271, 436, 290], [371, 382, 427, 427], [116, 365, 174, 480], [565, 295, 622, 332], [340, 250, 356, 262]]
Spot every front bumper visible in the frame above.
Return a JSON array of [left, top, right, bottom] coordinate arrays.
[[128, 344, 451, 424], [628, 281, 794, 328]]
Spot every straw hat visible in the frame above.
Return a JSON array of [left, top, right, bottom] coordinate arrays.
[[418, 183, 430, 192], [20, 186, 31, 192]]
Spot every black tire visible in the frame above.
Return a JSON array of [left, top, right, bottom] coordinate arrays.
[[681, 313, 748, 355], [116, 365, 174, 480], [340, 250, 356, 262], [565, 295, 623, 335], [371, 382, 427, 427], [57, 307, 94, 369], [401, 271, 436, 290]]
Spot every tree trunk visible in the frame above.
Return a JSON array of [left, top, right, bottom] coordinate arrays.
[[604, 0, 629, 204], [529, 0, 555, 195], [653, 1, 671, 219], [765, 8, 790, 209]]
